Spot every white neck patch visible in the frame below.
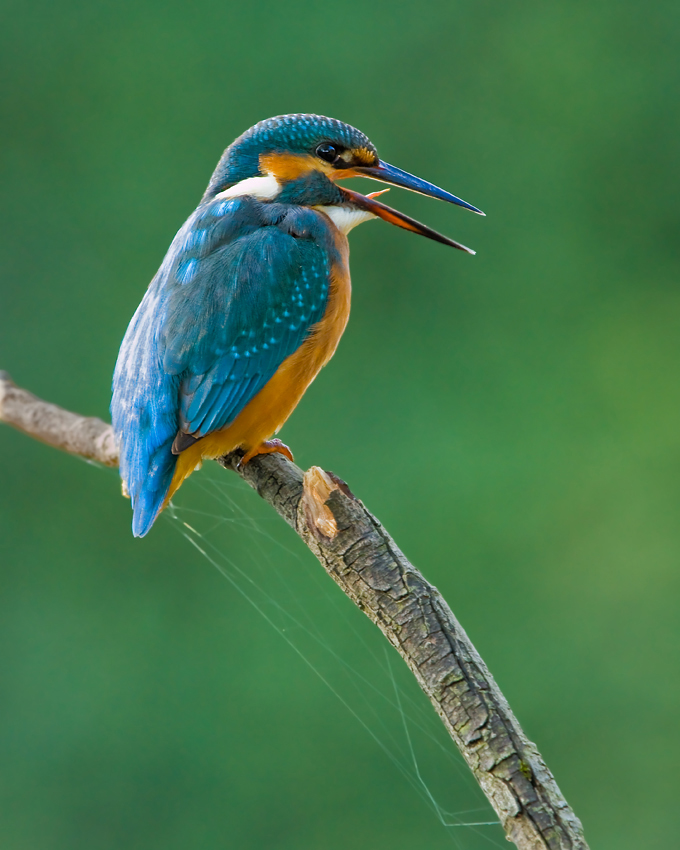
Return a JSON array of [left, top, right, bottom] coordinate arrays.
[[315, 205, 377, 235], [214, 172, 281, 202]]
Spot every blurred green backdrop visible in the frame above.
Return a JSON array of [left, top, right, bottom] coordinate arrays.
[[1, 1, 679, 848]]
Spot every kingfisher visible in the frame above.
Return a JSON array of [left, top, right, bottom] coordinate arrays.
[[112, 114, 483, 537]]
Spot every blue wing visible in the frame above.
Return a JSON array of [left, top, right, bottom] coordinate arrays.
[[112, 195, 336, 536]]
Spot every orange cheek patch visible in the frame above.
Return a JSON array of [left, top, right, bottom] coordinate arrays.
[[259, 152, 320, 181], [330, 168, 361, 182]]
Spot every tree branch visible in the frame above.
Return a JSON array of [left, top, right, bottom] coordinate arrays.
[[0, 371, 118, 465], [0, 371, 589, 850]]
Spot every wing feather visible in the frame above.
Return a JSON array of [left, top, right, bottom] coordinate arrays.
[[162, 199, 334, 440]]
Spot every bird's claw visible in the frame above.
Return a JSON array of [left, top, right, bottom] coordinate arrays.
[[239, 439, 294, 468]]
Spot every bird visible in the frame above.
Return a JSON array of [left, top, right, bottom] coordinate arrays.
[[111, 113, 483, 537]]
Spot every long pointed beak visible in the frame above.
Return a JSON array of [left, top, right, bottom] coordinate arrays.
[[339, 186, 476, 254], [353, 160, 485, 216]]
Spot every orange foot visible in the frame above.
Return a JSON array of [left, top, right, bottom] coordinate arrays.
[[239, 439, 294, 468]]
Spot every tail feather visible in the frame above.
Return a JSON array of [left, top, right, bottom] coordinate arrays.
[[132, 482, 172, 537], [129, 442, 177, 537]]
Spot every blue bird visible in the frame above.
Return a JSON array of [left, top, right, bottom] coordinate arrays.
[[112, 114, 483, 536]]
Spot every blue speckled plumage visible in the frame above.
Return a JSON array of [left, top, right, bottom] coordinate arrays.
[[113, 192, 338, 537]]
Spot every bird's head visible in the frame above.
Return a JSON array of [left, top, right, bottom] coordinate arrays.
[[204, 114, 483, 254]]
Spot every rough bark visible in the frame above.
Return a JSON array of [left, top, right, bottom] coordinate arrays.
[[0, 371, 589, 850]]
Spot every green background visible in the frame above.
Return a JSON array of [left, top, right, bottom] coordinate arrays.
[[1, 1, 679, 848]]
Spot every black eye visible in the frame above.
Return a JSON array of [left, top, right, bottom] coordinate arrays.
[[316, 142, 339, 163]]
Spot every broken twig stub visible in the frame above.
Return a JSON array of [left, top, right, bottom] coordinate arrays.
[[301, 466, 340, 538]]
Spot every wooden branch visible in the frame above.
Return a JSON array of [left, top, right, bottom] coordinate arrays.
[[0, 371, 589, 850], [0, 372, 118, 466]]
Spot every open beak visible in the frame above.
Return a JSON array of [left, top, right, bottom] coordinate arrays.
[[338, 159, 484, 254]]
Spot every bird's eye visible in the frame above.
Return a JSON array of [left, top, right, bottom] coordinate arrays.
[[316, 143, 339, 163]]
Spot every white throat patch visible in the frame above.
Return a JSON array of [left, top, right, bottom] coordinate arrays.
[[315, 205, 376, 235]]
